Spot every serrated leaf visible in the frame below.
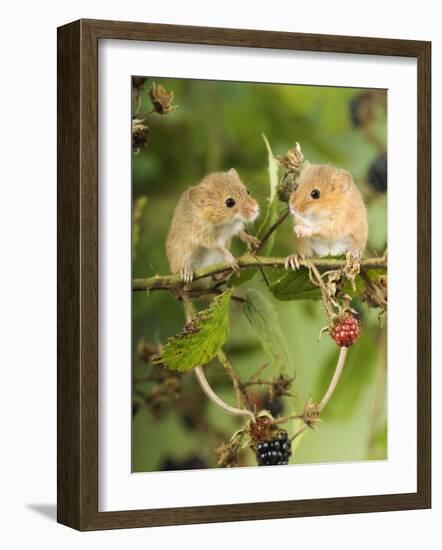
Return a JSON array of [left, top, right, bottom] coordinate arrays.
[[270, 268, 321, 301], [243, 289, 291, 374], [270, 264, 386, 302], [152, 289, 232, 372]]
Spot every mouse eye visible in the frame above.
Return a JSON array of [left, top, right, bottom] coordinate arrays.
[[246, 188, 250, 195], [225, 197, 236, 208], [310, 189, 320, 199]]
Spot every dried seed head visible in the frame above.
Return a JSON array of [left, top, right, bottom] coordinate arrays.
[[149, 82, 177, 115]]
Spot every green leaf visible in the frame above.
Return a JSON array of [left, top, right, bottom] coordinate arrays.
[[152, 290, 232, 372], [270, 268, 321, 301], [243, 289, 291, 374], [270, 264, 386, 302], [231, 134, 281, 288]]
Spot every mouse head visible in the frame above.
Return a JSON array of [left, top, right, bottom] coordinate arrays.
[[289, 164, 353, 219], [189, 169, 259, 225]]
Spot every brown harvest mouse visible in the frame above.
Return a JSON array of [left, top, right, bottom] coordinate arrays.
[[166, 169, 260, 283], [285, 163, 368, 269]]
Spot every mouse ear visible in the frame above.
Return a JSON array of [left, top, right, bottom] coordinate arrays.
[[228, 168, 239, 177], [332, 169, 353, 192], [188, 186, 209, 208]]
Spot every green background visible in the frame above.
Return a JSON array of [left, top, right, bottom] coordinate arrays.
[[132, 78, 387, 472]]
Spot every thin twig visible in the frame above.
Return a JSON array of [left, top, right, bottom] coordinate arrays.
[[132, 255, 387, 292], [257, 208, 290, 250]]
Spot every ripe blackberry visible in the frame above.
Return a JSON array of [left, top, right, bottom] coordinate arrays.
[[255, 430, 291, 466], [330, 313, 360, 347], [367, 153, 387, 192]]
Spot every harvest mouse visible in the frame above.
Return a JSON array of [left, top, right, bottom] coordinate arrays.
[[285, 163, 368, 269], [166, 169, 260, 283]]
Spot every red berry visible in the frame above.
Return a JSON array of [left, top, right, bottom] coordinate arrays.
[[250, 416, 272, 441], [330, 313, 360, 347]]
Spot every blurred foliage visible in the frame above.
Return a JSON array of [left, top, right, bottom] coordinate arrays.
[[132, 77, 387, 472]]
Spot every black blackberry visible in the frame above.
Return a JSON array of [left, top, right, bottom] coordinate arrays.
[[160, 455, 207, 471], [349, 92, 372, 128], [367, 153, 387, 192], [255, 430, 292, 466]]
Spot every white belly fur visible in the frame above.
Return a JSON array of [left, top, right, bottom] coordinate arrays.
[[195, 248, 224, 268], [310, 236, 351, 257], [217, 220, 243, 246]]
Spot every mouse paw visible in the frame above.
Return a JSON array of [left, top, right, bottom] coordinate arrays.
[[224, 254, 240, 271], [294, 225, 313, 239], [243, 234, 261, 251], [179, 267, 194, 284], [284, 254, 304, 271]]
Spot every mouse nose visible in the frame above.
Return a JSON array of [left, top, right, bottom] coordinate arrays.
[[247, 205, 259, 221]]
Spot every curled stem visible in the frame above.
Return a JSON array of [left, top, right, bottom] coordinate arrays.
[[318, 346, 349, 411], [194, 366, 255, 421], [180, 290, 255, 422]]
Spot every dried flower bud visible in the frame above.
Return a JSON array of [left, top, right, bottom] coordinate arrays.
[[149, 82, 177, 115], [301, 401, 321, 429], [137, 338, 158, 363], [276, 143, 305, 202], [216, 441, 239, 468], [277, 143, 304, 172]]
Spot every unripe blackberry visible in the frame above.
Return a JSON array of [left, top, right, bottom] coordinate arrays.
[[367, 153, 387, 192], [255, 430, 291, 466], [330, 313, 360, 347], [263, 395, 284, 417]]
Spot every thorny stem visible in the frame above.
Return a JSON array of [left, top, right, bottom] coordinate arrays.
[[132, 255, 387, 292], [180, 290, 255, 422]]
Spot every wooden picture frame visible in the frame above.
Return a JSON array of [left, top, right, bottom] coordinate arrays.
[[57, 18, 431, 531]]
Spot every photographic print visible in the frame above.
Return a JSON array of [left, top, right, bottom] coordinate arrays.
[[131, 77, 388, 472]]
